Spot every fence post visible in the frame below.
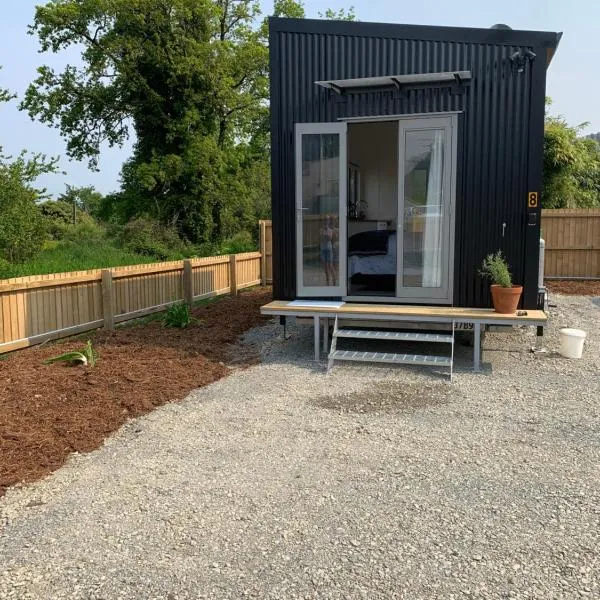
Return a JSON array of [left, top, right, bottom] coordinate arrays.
[[183, 259, 194, 307], [229, 254, 238, 296], [260, 221, 267, 286], [101, 269, 115, 330]]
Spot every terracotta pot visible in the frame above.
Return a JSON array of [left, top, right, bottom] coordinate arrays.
[[490, 284, 523, 314]]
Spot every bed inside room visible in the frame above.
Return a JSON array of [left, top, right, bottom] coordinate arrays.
[[347, 119, 445, 298], [347, 121, 399, 296]]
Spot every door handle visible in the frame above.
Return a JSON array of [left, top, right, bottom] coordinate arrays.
[[502, 222, 507, 237], [296, 207, 309, 222]]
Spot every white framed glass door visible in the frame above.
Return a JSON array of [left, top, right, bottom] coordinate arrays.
[[396, 116, 456, 303], [295, 122, 347, 297]]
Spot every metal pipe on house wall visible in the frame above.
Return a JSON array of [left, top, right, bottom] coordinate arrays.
[[538, 238, 545, 289]]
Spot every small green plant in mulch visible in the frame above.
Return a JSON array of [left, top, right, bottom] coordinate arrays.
[[44, 340, 97, 367], [162, 302, 194, 329], [479, 251, 512, 288]]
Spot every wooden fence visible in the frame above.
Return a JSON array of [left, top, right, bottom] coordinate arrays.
[[0, 221, 273, 354], [542, 209, 600, 278]]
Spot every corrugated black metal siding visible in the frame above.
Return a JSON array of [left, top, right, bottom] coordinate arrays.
[[270, 19, 555, 308]]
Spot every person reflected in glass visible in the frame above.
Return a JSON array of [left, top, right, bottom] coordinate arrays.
[[320, 215, 336, 286]]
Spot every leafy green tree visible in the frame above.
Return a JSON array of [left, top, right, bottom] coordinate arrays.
[[39, 199, 75, 238], [318, 6, 356, 20], [38, 197, 104, 241], [272, 0, 306, 18], [59, 184, 104, 217], [0, 155, 52, 263], [39, 199, 73, 224], [0, 67, 59, 264], [0, 77, 15, 104], [543, 102, 600, 208], [22, 0, 312, 245]]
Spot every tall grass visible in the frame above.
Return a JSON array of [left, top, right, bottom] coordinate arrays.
[[0, 219, 259, 280], [0, 239, 154, 279]]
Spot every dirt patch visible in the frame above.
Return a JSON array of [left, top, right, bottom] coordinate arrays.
[[546, 279, 600, 296], [0, 287, 272, 496], [313, 381, 452, 414]]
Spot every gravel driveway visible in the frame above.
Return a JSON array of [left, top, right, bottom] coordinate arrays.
[[1, 293, 599, 599]]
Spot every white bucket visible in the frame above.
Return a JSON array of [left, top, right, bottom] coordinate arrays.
[[559, 328, 587, 359]]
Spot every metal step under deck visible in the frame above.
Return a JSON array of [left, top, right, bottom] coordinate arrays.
[[329, 350, 452, 366], [335, 328, 453, 343], [328, 318, 455, 380]]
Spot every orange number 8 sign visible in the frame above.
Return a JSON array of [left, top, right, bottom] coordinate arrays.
[[528, 192, 538, 208]]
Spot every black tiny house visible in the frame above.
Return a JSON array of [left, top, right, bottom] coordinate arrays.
[[269, 17, 561, 309]]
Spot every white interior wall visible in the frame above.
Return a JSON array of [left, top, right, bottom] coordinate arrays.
[[348, 121, 398, 227]]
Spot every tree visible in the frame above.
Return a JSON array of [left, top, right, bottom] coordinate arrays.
[[39, 199, 73, 225], [22, 0, 352, 245], [543, 102, 600, 208], [0, 78, 15, 104], [23, 0, 308, 244], [0, 155, 55, 263], [39, 198, 91, 239], [318, 7, 356, 20], [59, 184, 104, 218], [0, 67, 59, 264], [272, 0, 306, 18]]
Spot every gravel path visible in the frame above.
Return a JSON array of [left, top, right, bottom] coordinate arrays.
[[1, 294, 599, 599]]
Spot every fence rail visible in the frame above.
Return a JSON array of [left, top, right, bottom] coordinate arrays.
[[541, 209, 600, 279], [260, 219, 273, 285], [0, 221, 273, 354]]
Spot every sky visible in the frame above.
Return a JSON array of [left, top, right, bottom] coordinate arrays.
[[0, 0, 598, 197]]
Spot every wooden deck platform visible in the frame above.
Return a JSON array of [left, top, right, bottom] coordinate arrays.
[[260, 300, 548, 370]]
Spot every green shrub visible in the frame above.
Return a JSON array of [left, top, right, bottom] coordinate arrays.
[[192, 231, 256, 258], [194, 241, 221, 257], [38, 201, 105, 243], [479, 251, 512, 288], [162, 302, 192, 328], [219, 230, 256, 254], [0, 257, 11, 279], [121, 218, 190, 261], [39, 200, 75, 239], [0, 162, 47, 263], [60, 217, 106, 244]]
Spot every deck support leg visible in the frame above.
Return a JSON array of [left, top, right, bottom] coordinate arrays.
[[323, 318, 329, 354], [473, 322, 482, 372], [536, 325, 544, 351], [313, 315, 320, 362], [531, 325, 547, 353]]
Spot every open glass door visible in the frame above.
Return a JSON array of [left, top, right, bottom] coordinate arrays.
[[397, 116, 456, 303], [296, 122, 347, 297]]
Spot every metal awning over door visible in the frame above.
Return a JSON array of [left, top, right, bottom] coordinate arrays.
[[315, 71, 472, 94]]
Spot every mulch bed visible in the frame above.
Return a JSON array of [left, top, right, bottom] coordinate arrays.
[[545, 279, 600, 296], [0, 287, 272, 497]]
